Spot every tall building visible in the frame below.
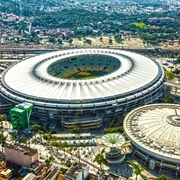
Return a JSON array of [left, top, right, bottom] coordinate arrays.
[[10, 102, 33, 130]]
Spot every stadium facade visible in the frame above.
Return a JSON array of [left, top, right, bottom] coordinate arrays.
[[0, 49, 165, 129]]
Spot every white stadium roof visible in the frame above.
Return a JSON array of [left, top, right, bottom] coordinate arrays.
[[124, 104, 180, 164], [2, 49, 162, 101]]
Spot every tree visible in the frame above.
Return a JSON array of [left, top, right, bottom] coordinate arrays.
[[104, 126, 124, 134], [10, 132, 18, 142], [38, 130, 44, 143], [114, 35, 122, 43], [30, 124, 41, 137], [49, 155, 55, 162], [73, 125, 81, 133], [49, 36, 56, 44], [66, 160, 72, 167], [0, 114, 7, 128], [62, 34, 65, 40], [175, 56, 180, 64], [12, 169, 19, 177], [62, 141, 69, 155], [69, 147, 74, 158], [43, 133, 52, 141], [43, 29, 46, 36], [126, 160, 148, 180], [164, 94, 175, 103], [157, 174, 170, 180], [60, 167, 68, 174], [173, 68, 180, 74], [20, 137, 28, 145], [45, 155, 55, 166], [165, 70, 176, 81], [109, 122, 115, 128], [68, 39, 73, 44], [109, 38, 113, 45], [30, 124, 41, 133], [0, 134, 6, 150], [93, 154, 107, 170], [57, 38, 63, 45], [0, 114, 7, 121], [84, 38, 92, 45]]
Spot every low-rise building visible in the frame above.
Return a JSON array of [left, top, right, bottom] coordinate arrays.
[[29, 161, 43, 175], [22, 173, 37, 180], [77, 26, 93, 32], [0, 169, 12, 179], [44, 167, 59, 180], [4, 143, 38, 168], [65, 162, 89, 180]]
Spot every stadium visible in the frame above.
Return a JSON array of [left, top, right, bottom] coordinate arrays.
[[123, 104, 180, 176], [0, 48, 165, 129]]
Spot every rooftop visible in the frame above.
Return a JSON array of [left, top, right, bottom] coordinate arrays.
[[44, 167, 59, 180], [0, 169, 11, 176], [66, 162, 88, 178], [102, 133, 125, 148], [124, 104, 180, 164], [2, 49, 163, 102], [5, 143, 37, 157], [22, 173, 36, 180], [16, 102, 33, 110], [57, 173, 65, 180]]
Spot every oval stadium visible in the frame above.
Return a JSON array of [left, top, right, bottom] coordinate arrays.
[[0, 48, 166, 129], [123, 104, 180, 176]]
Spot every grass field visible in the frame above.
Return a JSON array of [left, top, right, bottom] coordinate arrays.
[[71, 71, 106, 80], [135, 22, 146, 28]]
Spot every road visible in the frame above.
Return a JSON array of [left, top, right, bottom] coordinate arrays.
[[0, 44, 180, 54]]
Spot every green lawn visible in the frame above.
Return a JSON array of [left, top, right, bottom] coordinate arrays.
[[165, 70, 176, 81], [135, 22, 146, 28], [72, 71, 107, 80], [73, 75, 99, 80]]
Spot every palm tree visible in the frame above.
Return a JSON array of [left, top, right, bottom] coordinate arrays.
[[0, 134, 6, 151], [93, 154, 107, 170], [45, 155, 55, 166], [38, 130, 44, 143], [62, 141, 69, 155], [10, 132, 18, 142], [69, 147, 73, 158], [126, 160, 148, 180], [30, 124, 41, 138], [0, 114, 7, 132], [20, 137, 28, 145]]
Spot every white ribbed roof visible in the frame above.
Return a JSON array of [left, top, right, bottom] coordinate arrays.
[[102, 133, 125, 147], [124, 104, 180, 164], [3, 49, 160, 101]]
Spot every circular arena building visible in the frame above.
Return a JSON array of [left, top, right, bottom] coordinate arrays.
[[0, 49, 165, 129], [123, 104, 180, 176]]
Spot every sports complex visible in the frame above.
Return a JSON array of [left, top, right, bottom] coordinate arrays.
[[0, 48, 166, 129], [123, 104, 180, 176]]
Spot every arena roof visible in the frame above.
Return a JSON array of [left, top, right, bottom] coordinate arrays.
[[124, 104, 180, 164], [1, 49, 163, 103]]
